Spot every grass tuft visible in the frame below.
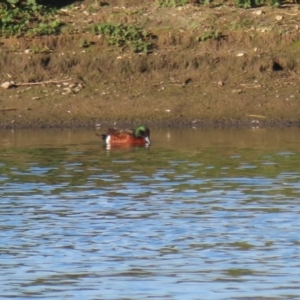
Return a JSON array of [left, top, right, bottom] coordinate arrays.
[[0, 0, 61, 37], [90, 23, 153, 53], [156, 0, 188, 7]]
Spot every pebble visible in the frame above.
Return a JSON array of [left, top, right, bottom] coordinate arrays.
[[73, 87, 81, 93], [1, 81, 15, 89], [63, 87, 72, 94], [253, 10, 263, 15], [232, 89, 242, 94]]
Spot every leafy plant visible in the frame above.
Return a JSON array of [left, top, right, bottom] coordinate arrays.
[[196, 30, 222, 42], [91, 23, 153, 53], [0, 0, 60, 37], [230, 19, 254, 30], [4, 0, 24, 5], [235, 0, 256, 8], [235, 0, 281, 7], [267, 0, 281, 7], [156, 0, 188, 7], [30, 19, 61, 35]]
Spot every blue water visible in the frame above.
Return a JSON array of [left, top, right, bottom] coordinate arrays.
[[1, 128, 300, 299]]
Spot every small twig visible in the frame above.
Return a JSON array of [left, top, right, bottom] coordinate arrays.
[[15, 79, 72, 87], [166, 83, 185, 86], [0, 108, 17, 112], [281, 12, 298, 16], [240, 83, 261, 88], [283, 81, 296, 85], [246, 114, 266, 119]]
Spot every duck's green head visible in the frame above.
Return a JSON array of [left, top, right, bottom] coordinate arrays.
[[135, 125, 151, 144]]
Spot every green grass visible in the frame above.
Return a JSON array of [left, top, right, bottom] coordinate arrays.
[[196, 29, 222, 42], [235, 0, 281, 7], [0, 1, 61, 37], [156, 0, 188, 7], [90, 23, 153, 53]]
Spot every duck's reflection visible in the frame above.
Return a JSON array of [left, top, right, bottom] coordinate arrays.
[[105, 143, 150, 154]]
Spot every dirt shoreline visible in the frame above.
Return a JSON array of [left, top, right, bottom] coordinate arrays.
[[1, 1, 300, 129]]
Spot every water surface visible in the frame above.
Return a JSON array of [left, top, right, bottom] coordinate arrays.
[[1, 128, 300, 299]]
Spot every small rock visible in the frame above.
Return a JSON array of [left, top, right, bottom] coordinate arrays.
[[275, 15, 283, 21], [236, 52, 245, 57], [184, 78, 192, 85], [1, 81, 15, 89], [63, 87, 72, 94], [32, 96, 40, 100], [253, 9, 263, 15], [73, 87, 81, 93], [232, 89, 242, 94], [218, 81, 224, 86]]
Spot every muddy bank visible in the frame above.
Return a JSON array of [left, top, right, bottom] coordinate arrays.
[[1, 1, 300, 128]]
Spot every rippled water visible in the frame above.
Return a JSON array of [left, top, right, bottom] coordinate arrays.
[[1, 128, 300, 299]]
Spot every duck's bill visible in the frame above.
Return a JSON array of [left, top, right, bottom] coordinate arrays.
[[145, 137, 151, 145]]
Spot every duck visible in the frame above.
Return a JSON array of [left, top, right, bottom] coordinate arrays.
[[100, 125, 151, 146]]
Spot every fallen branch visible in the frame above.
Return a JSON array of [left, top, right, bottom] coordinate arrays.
[[246, 114, 266, 119], [16, 79, 72, 86], [0, 108, 17, 112], [1, 79, 72, 89], [240, 83, 261, 88]]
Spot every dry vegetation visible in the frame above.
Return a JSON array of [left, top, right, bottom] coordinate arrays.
[[1, 0, 300, 128]]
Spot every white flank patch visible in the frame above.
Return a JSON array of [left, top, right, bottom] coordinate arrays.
[[106, 135, 111, 145], [145, 137, 151, 145]]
